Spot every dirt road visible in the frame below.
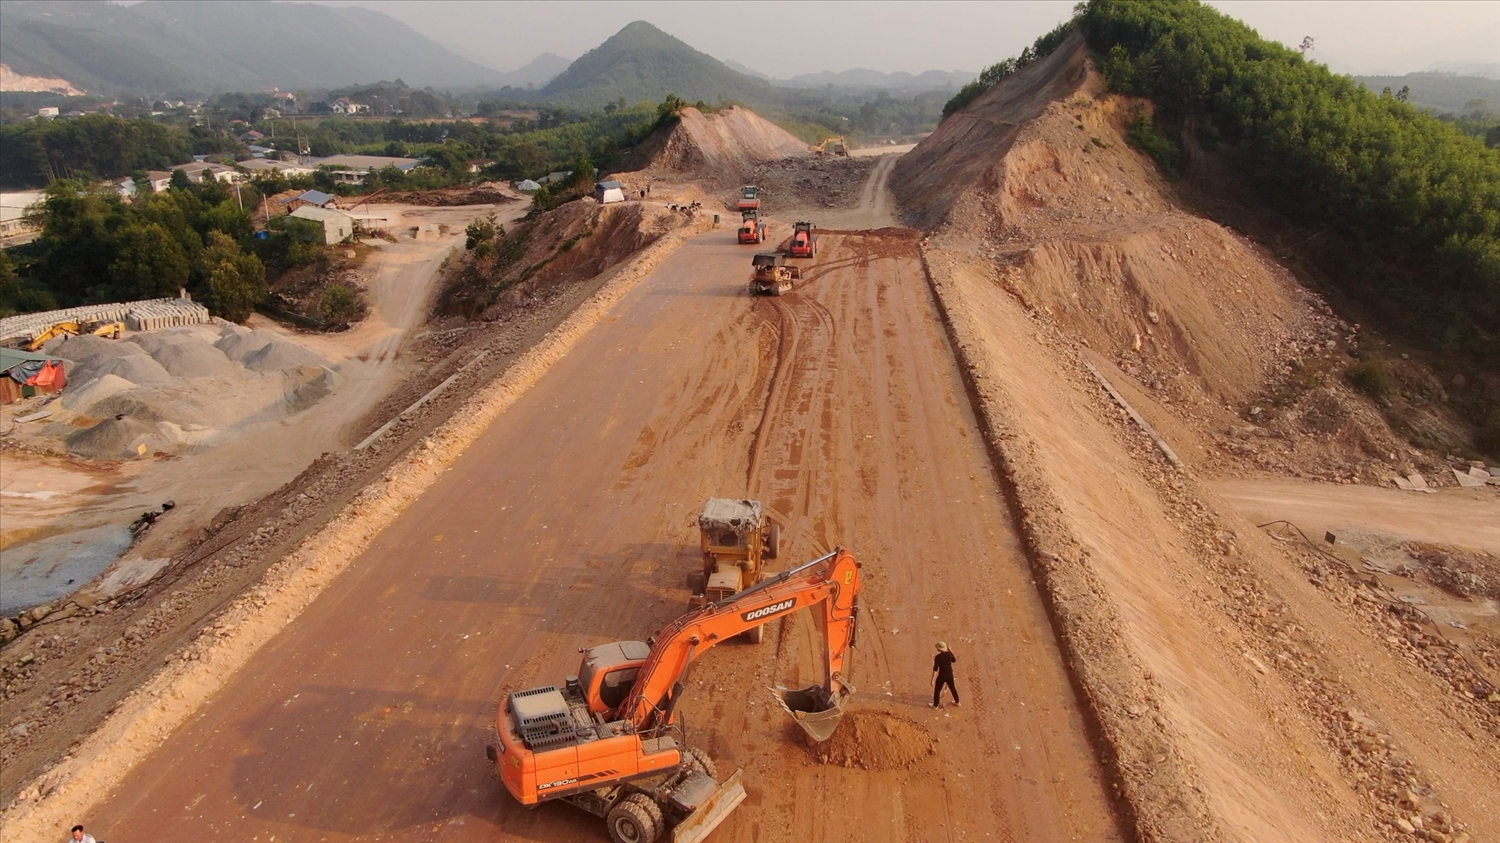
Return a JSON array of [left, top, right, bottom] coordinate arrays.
[[88, 229, 1122, 840], [1211, 478, 1500, 554]]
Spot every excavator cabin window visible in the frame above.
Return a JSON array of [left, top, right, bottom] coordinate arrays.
[[599, 667, 641, 710], [714, 530, 743, 548]]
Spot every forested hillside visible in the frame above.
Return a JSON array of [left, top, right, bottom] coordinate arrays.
[[1078, 0, 1500, 365], [537, 21, 775, 110]]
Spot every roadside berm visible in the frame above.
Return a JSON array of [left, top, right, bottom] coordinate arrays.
[[897, 32, 1498, 842]]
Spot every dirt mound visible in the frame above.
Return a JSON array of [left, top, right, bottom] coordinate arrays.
[[366, 183, 518, 206], [241, 339, 331, 373], [809, 710, 933, 771], [629, 106, 808, 181], [213, 328, 279, 362], [65, 345, 173, 387], [128, 331, 242, 379], [60, 373, 136, 414], [65, 415, 168, 459]]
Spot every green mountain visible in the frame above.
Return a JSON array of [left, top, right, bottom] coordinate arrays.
[[538, 21, 775, 109], [0, 0, 507, 95]]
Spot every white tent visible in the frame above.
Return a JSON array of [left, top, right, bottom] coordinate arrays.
[[516, 179, 541, 192]]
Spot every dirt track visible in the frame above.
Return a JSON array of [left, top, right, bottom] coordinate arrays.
[[80, 230, 1122, 840]]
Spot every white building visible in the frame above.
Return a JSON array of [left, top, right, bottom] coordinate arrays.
[[289, 206, 354, 244]]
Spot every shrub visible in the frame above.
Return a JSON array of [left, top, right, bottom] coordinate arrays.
[[1346, 358, 1395, 398]]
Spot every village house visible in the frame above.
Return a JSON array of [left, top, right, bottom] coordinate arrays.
[[288, 205, 354, 244], [330, 97, 370, 115]]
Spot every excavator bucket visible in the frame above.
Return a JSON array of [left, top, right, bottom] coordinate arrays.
[[772, 684, 851, 743], [672, 769, 747, 843]]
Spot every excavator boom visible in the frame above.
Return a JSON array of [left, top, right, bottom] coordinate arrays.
[[621, 549, 860, 730]]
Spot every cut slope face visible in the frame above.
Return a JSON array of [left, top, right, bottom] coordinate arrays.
[[632, 105, 808, 181], [898, 30, 1497, 843]]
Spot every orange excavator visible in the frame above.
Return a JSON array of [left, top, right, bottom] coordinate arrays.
[[488, 548, 863, 843]]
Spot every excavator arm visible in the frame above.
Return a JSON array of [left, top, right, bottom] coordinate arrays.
[[619, 549, 861, 734]]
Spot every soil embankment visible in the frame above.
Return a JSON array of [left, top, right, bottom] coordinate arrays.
[[628, 105, 808, 181], [899, 32, 1499, 843]]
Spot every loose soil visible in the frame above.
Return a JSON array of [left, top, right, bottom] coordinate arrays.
[[808, 708, 934, 771]]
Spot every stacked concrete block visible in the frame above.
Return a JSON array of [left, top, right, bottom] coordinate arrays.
[[0, 298, 211, 346], [124, 299, 211, 332]]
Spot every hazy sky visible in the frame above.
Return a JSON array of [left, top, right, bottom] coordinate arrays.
[[306, 1, 1500, 78]]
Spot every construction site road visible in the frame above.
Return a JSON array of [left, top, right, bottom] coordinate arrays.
[[89, 228, 1124, 842]]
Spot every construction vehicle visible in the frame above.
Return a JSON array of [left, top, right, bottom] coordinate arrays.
[[810, 136, 849, 157], [736, 210, 766, 245], [691, 499, 782, 634], [488, 548, 863, 843], [25, 320, 124, 351], [735, 185, 760, 212], [748, 254, 800, 297], [789, 221, 816, 259]]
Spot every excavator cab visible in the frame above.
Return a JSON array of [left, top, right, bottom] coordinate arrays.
[[578, 641, 651, 715]]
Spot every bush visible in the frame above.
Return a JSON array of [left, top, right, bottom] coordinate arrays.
[[1346, 358, 1395, 398], [319, 282, 365, 328], [1125, 106, 1181, 177]]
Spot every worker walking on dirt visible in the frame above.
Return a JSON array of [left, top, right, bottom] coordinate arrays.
[[932, 641, 960, 708]]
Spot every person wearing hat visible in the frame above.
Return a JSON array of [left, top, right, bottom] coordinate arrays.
[[931, 641, 959, 708]]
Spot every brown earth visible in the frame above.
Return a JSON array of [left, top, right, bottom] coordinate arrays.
[[5, 32, 1499, 843], [898, 32, 1499, 843], [627, 106, 809, 183]]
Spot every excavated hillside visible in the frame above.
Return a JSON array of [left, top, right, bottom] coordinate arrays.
[[896, 32, 1500, 843], [626, 105, 809, 182]]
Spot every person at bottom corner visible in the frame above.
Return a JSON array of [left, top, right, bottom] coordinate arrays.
[[932, 640, 959, 708], [69, 825, 98, 843]]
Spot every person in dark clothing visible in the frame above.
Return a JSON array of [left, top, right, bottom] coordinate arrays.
[[932, 641, 959, 708]]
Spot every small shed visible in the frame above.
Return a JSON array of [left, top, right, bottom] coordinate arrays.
[[289, 206, 354, 244], [1, 347, 67, 405], [595, 180, 625, 204]]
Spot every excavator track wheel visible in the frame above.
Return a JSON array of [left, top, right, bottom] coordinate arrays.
[[607, 794, 663, 843], [684, 746, 718, 779]]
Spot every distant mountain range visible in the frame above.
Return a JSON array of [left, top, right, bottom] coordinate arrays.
[[0, 6, 981, 108], [0, 0, 508, 95], [494, 53, 573, 90], [776, 68, 975, 91], [1351, 72, 1500, 116]]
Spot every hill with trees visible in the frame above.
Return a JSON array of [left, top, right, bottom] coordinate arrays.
[[536, 21, 776, 111], [0, 0, 507, 95]]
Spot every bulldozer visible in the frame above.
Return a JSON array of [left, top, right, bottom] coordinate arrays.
[[789, 221, 816, 259], [748, 254, 800, 296], [736, 210, 766, 244], [810, 136, 849, 157], [25, 320, 124, 351], [488, 548, 863, 843], [735, 185, 760, 212], [691, 498, 782, 632]]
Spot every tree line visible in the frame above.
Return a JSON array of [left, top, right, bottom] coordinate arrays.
[[1, 176, 275, 321]]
